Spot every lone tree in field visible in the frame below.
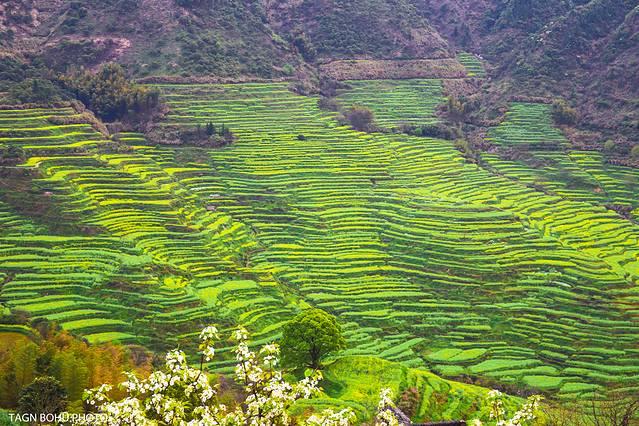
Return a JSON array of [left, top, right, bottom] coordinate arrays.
[[281, 308, 346, 370], [345, 105, 375, 132], [17, 376, 67, 418]]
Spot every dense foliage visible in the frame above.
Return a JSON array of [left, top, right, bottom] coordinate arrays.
[[60, 64, 160, 121], [551, 99, 578, 125], [7, 79, 63, 104], [17, 376, 68, 418], [343, 106, 375, 132], [281, 309, 346, 370], [0, 324, 150, 412]]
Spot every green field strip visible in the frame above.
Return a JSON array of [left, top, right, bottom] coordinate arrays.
[[456, 52, 487, 77], [334, 79, 444, 128]]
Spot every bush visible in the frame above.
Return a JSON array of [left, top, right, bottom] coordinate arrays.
[[146, 123, 234, 147], [397, 122, 461, 140], [552, 99, 577, 125], [293, 33, 317, 61], [603, 139, 616, 152], [8, 79, 62, 104], [344, 105, 375, 132], [318, 96, 340, 111], [631, 145, 639, 160], [447, 96, 466, 122]]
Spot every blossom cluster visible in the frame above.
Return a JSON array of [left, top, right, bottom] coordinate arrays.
[[473, 389, 543, 426], [76, 325, 360, 426]]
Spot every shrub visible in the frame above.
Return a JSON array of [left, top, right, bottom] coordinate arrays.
[[344, 105, 375, 132], [447, 96, 466, 122], [603, 139, 616, 152], [318, 96, 340, 111], [293, 33, 317, 61], [415, 123, 462, 140], [552, 99, 577, 125], [8, 79, 62, 104]]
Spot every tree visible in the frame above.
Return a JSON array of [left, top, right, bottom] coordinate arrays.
[[345, 105, 375, 132], [8, 78, 62, 104], [447, 96, 466, 122], [281, 309, 346, 370], [50, 351, 90, 402], [60, 63, 161, 121], [80, 326, 544, 426], [17, 376, 67, 419], [471, 390, 543, 426], [205, 122, 215, 137], [12, 342, 39, 390]]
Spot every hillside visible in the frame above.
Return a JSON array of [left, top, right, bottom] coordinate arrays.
[[0, 0, 639, 422], [1, 79, 638, 399], [3, 0, 638, 145], [0, 0, 450, 78], [423, 0, 639, 143]]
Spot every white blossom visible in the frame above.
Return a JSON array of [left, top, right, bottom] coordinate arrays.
[[375, 388, 400, 426]]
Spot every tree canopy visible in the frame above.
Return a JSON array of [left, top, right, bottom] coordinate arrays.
[[17, 376, 67, 418], [60, 63, 160, 121], [281, 308, 346, 370]]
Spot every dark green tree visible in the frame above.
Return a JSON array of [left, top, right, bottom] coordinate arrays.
[[281, 309, 346, 370], [206, 122, 215, 136], [17, 376, 67, 419], [8, 79, 62, 104], [61, 63, 160, 121]]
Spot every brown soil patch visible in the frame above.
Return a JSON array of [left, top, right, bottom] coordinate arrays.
[[320, 58, 467, 81]]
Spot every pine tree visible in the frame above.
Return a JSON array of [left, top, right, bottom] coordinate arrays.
[[206, 122, 215, 137]]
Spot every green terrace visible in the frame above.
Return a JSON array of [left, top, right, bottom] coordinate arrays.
[[0, 84, 638, 399], [334, 79, 445, 128], [456, 52, 487, 78]]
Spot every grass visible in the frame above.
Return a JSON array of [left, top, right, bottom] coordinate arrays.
[[293, 355, 521, 423]]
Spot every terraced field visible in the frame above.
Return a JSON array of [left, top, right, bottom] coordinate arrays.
[[456, 53, 487, 78], [1, 82, 638, 400], [335, 79, 444, 128], [483, 103, 639, 216]]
